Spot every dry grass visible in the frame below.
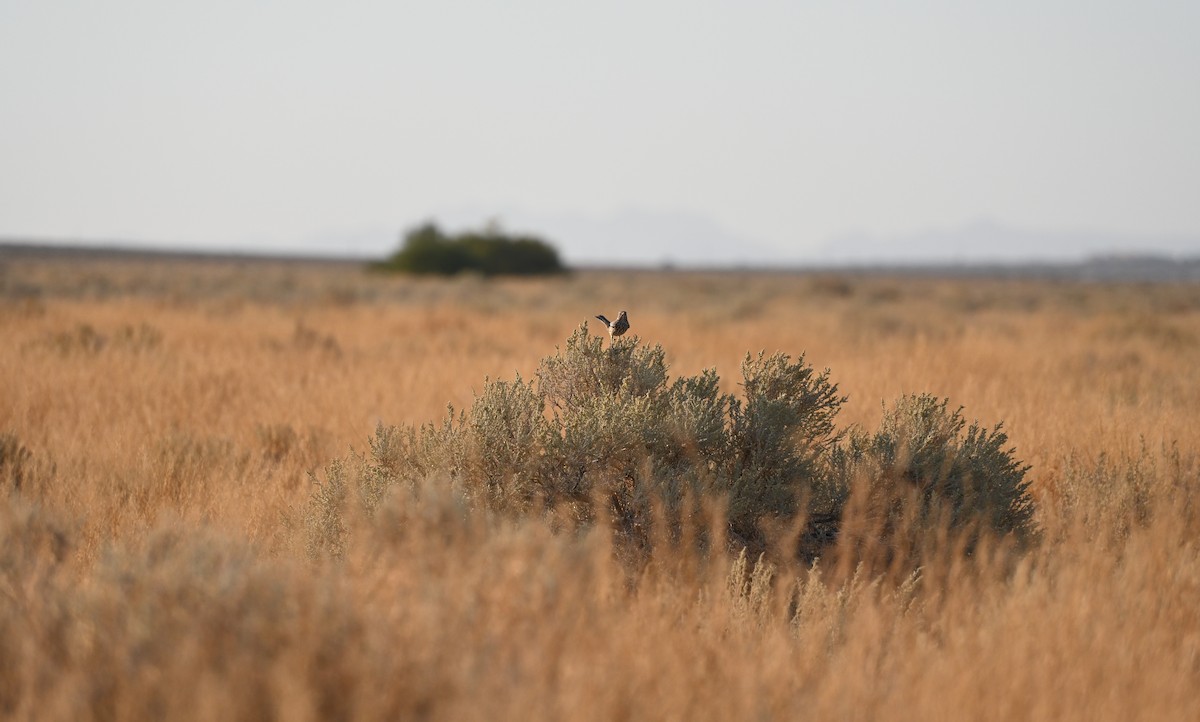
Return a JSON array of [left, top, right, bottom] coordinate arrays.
[[2, 255, 1199, 720]]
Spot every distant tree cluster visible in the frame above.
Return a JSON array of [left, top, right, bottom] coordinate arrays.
[[376, 221, 566, 276]]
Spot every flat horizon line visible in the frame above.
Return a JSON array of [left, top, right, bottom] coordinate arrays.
[[2, 237, 1199, 282]]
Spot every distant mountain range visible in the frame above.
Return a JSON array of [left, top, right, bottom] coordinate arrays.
[[428, 207, 779, 267], [428, 213, 1200, 267], [817, 219, 1200, 265]]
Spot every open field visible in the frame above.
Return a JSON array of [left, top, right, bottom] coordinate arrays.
[[2, 252, 1199, 720]]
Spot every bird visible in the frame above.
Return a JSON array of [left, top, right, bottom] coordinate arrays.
[[595, 310, 630, 342]]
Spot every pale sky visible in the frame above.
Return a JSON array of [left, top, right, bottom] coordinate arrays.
[[2, 1, 1198, 263]]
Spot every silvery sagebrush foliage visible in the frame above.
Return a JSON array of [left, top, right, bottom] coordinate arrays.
[[305, 325, 1037, 562]]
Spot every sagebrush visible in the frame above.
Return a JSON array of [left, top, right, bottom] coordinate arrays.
[[307, 324, 1038, 565]]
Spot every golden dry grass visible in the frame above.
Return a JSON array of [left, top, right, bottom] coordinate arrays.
[[2, 255, 1199, 720]]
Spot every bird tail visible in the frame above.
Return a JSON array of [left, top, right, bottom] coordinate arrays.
[[595, 315, 610, 327]]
